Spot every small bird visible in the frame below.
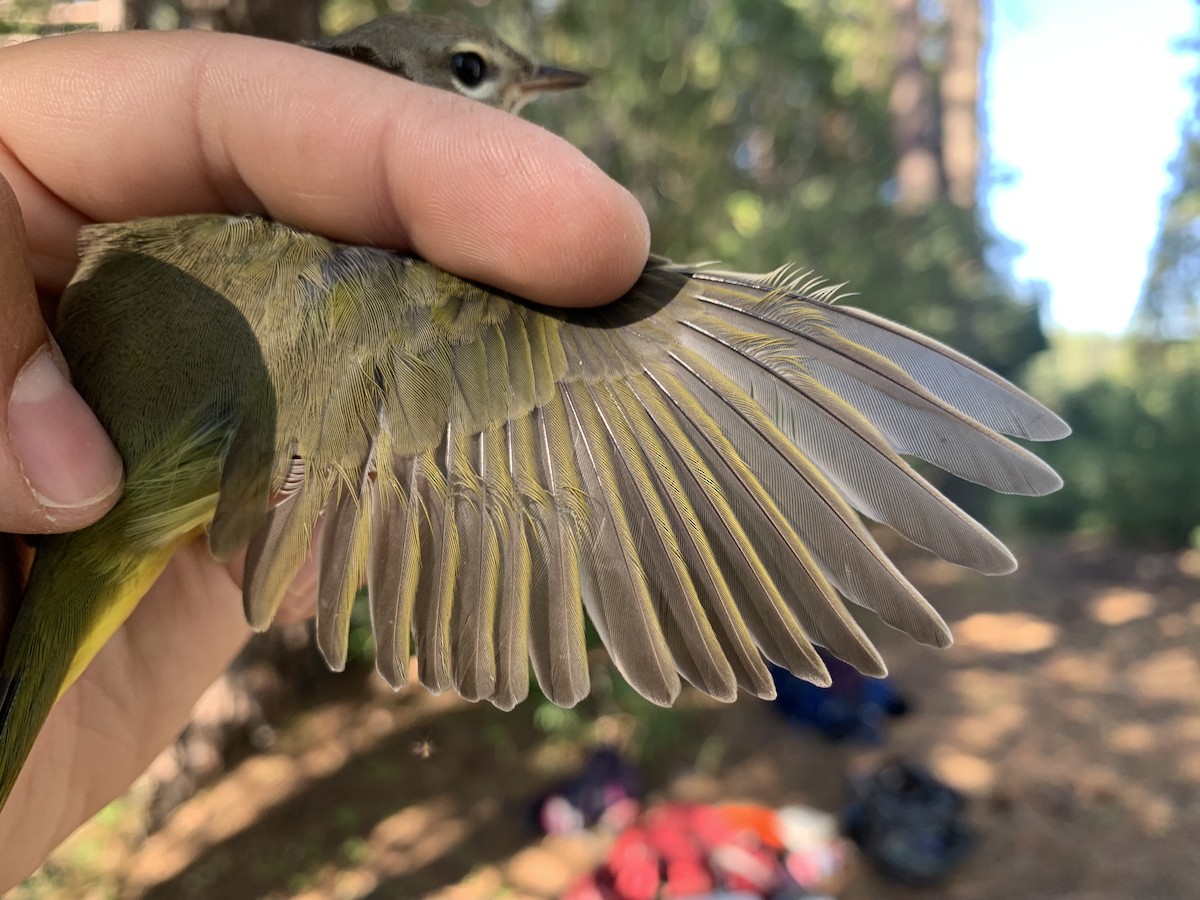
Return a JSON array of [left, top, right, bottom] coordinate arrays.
[[0, 15, 1067, 812]]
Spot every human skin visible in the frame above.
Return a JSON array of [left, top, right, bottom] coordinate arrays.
[[0, 27, 649, 888]]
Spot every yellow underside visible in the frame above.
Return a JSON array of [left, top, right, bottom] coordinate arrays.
[[59, 539, 189, 698]]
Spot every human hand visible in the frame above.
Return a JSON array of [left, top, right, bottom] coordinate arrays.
[[0, 26, 648, 888]]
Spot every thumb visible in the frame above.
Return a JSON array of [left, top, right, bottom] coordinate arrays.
[[0, 177, 123, 534]]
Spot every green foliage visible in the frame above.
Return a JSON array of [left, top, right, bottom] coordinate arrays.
[[529, 658, 692, 766], [988, 333, 1200, 546], [0, 1, 54, 34], [344, 586, 375, 666]]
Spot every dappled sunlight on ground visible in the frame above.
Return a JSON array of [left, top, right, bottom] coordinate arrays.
[[1089, 588, 1157, 625], [868, 535, 1200, 898], [18, 535, 1200, 899], [953, 611, 1060, 654]]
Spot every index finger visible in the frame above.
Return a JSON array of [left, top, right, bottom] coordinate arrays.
[[0, 29, 650, 307]]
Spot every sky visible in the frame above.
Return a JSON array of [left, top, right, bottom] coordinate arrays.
[[986, 0, 1197, 333]]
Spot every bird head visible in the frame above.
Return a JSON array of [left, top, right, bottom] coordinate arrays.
[[307, 14, 589, 114]]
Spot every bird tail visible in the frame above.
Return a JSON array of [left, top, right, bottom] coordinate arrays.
[[0, 533, 175, 810]]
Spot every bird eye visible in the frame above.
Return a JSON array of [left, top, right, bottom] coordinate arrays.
[[451, 52, 487, 88]]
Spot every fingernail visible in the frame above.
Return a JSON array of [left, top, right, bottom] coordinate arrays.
[[8, 345, 123, 510]]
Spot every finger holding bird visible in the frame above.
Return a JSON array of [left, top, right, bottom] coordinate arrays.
[[0, 14, 1068, 815], [0, 23, 648, 305]]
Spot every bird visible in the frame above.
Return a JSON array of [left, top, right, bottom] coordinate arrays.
[[0, 14, 1068, 812]]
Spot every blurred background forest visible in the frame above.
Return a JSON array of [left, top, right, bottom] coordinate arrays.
[[3, 0, 1200, 898]]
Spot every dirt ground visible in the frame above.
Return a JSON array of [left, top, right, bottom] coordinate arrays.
[[17, 535, 1200, 900]]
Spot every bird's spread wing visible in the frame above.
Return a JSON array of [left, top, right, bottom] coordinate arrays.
[[91, 217, 1068, 710]]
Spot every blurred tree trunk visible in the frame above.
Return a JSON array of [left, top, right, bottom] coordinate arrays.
[[889, 0, 940, 213], [124, 0, 152, 28], [940, 0, 982, 208], [888, 0, 983, 213], [206, 0, 320, 40]]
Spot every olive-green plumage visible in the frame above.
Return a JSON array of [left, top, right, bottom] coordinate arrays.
[[0, 15, 1068, 812]]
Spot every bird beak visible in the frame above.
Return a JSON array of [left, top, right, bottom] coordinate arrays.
[[505, 65, 589, 115], [519, 64, 591, 96]]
